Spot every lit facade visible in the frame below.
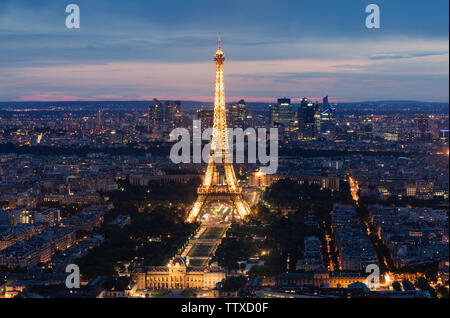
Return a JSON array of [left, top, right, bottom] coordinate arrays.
[[133, 256, 226, 290], [276, 268, 367, 288]]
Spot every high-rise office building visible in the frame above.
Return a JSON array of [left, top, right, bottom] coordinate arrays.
[[96, 108, 104, 131], [298, 97, 320, 140], [320, 95, 337, 138], [148, 99, 164, 132], [270, 98, 294, 129], [196, 109, 214, 133], [228, 99, 254, 129], [323, 94, 329, 109], [115, 112, 122, 130], [414, 113, 431, 141], [314, 107, 321, 138], [165, 101, 181, 129], [165, 101, 181, 121], [358, 119, 373, 140]]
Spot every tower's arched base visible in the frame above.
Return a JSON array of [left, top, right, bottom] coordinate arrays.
[[186, 191, 251, 223]]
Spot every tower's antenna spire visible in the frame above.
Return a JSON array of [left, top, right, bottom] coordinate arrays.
[[218, 32, 221, 50]]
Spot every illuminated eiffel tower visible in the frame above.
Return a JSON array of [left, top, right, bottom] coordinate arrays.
[[186, 34, 251, 223]]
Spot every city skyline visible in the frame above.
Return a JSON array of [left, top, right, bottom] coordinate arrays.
[[0, 0, 448, 302], [0, 0, 448, 102]]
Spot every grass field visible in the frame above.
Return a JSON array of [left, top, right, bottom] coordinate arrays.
[[199, 227, 228, 240], [188, 244, 214, 257], [184, 226, 229, 267]]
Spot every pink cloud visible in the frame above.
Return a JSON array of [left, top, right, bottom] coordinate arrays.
[[94, 94, 125, 100], [18, 92, 96, 102]]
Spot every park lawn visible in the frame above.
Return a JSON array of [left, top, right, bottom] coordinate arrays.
[[200, 227, 228, 240], [188, 244, 214, 257]]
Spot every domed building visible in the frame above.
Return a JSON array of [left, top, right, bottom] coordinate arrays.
[[133, 255, 226, 291]]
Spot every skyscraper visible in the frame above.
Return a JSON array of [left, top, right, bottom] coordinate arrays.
[[323, 94, 329, 109], [196, 109, 214, 133], [148, 99, 164, 132], [96, 108, 104, 131], [115, 112, 122, 130], [269, 98, 294, 129], [165, 101, 181, 129], [320, 95, 337, 138], [228, 99, 254, 129], [414, 113, 431, 141], [358, 119, 373, 140], [298, 97, 320, 140]]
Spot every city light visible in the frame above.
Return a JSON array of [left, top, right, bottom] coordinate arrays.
[[0, 1, 447, 303], [348, 176, 360, 203]]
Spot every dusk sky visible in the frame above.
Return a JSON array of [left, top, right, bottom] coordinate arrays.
[[0, 0, 448, 102]]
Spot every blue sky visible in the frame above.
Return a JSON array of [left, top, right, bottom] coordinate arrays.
[[0, 0, 448, 102]]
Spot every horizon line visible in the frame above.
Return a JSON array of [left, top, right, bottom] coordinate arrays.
[[0, 99, 449, 105]]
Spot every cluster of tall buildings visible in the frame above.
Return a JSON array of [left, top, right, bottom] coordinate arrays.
[[147, 95, 335, 141], [228, 100, 254, 129], [269, 95, 336, 141], [94, 108, 123, 132], [147, 99, 182, 133], [195, 99, 254, 133]]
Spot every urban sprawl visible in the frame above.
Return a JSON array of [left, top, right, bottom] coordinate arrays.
[[0, 95, 448, 298]]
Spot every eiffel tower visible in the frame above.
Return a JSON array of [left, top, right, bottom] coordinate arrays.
[[186, 34, 251, 223]]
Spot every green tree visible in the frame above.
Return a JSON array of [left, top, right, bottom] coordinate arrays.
[[221, 276, 247, 292], [247, 265, 278, 278]]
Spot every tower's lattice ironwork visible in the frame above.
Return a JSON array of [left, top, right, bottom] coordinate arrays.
[[186, 35, 251, 223]]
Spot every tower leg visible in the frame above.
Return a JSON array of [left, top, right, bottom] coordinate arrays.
[[187, 193, 251, 223], [187, 194, 207, 223], [231, 194, 251, 221]]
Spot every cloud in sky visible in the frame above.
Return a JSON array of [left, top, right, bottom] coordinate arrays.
[[369, 51, 448, 60], [0, 0, 448, 102]]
